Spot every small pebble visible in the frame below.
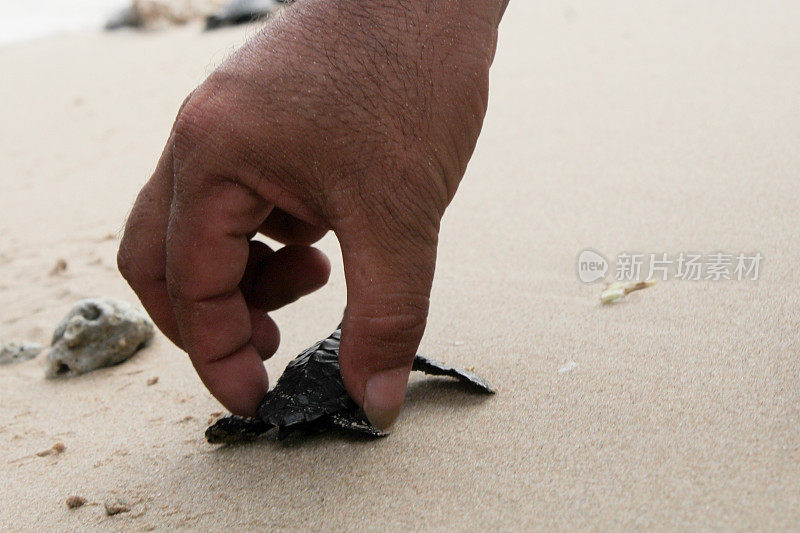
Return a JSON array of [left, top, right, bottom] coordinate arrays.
[[49, 259, 68, 276], [146, 376, 159, 386], [558, 361, 579, 374], [104, 499, 131, 516], [66, 496, 86, 509]]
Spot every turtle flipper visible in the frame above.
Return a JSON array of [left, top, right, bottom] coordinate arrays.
[[329, 412, 389, 438], [205, 415, 274, 444], [412, 355, 495, 393]]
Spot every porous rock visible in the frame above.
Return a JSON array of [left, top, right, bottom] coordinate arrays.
[[0, 342, 44, 365], [45, 298, 154, 378]]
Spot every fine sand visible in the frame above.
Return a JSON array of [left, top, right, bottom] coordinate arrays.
[[1, 1, 799, 530]]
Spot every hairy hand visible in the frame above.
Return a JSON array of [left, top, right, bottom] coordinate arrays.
[[118, 0, 507, 428]]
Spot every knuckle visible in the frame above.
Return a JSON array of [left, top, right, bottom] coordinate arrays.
[[116, 240, 145, 288], [116, 245, 133, 281], [173, 99, 215, 151], [163, 269, 196, 303], [371, 190, 441, 255], [350, 300, 429, 354], [172, 81, 231, 159], [176, 89, 197, 117], [339, 160, 445, 251]]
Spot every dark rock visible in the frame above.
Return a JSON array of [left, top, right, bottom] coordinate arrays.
[[205, 0, 281, 30]]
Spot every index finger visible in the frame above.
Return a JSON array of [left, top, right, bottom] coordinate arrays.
[[166, 170, 272, 417]]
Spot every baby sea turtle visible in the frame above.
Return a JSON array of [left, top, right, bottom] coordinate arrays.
[[206, 323, 494, 443]]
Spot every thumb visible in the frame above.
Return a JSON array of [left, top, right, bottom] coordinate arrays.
[[336, 216, 439, 430]]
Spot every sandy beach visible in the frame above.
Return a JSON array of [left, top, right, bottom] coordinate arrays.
[[1, 0, 799, 529]]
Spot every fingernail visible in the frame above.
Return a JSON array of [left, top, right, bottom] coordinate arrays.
[[363, 367, 409, 430]]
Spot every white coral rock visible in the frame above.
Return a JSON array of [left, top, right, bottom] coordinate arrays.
[[45, 298, 154, 378]]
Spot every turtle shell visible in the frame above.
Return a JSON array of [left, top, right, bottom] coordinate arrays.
[[258, 328, 357, 428]]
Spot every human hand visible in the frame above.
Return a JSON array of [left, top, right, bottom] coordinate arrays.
[[118, 0, 507, 428]]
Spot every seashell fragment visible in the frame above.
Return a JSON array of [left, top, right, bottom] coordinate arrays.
[[600, 280, 657, 304]]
